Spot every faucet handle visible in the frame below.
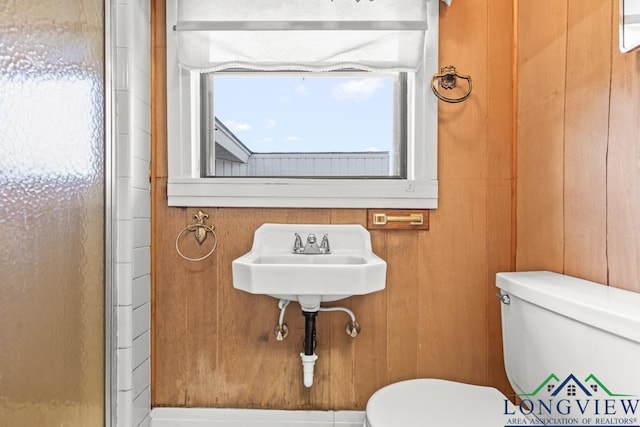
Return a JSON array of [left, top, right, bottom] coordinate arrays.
[[293, 233, 304, 253], [319, 234, 330, 254]]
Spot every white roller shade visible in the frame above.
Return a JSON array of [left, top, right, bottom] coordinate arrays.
[[174, 0, 431, 72]]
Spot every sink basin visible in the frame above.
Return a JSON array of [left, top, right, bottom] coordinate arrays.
[[232, 224, 387, 311]]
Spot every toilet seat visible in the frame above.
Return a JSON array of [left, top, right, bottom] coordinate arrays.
[[364, 379, 515, 427]]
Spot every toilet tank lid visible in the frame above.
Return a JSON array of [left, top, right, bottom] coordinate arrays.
[[496, 271, 640, 344]]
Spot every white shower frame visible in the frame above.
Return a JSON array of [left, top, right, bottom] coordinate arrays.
[[107, 0, 153, 426]]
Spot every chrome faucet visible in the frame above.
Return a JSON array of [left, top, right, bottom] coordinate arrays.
[[293, 233, 331, 254]]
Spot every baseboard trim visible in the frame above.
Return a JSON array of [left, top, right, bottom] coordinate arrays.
[[150, 408, 365, 427]]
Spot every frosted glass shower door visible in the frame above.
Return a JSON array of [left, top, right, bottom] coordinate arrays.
[[0, 0, 106, 425]]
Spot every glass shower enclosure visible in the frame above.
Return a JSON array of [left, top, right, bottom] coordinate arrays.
[[0, 0, 107, 425]]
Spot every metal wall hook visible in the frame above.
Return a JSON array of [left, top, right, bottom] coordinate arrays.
[[431, 65, 473, 103]]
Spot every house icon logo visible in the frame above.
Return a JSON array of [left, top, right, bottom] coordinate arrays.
[[517, 373, 633, 398], [503, 374, 640, 426]]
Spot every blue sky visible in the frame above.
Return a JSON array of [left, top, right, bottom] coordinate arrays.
[[214, 75, 393, 153]]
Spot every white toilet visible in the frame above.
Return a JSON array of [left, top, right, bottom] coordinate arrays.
[[364, 271, 640, 426]]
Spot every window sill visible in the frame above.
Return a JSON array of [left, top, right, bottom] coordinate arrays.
[[167, 178, 438, 209]]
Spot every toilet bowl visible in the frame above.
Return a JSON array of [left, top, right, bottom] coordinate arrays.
[[364, 271, 640, 427], [364, 378, 514, 427]]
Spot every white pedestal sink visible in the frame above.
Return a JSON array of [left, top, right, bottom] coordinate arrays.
[[232, 223, 387, 311]]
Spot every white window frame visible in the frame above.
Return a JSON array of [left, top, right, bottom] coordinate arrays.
[[166, 0, 439, 208], [204, 70, 406, 179]]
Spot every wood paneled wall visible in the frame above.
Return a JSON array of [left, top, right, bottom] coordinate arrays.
[[516, 0, 640, 293], [151, 0, 514, 409]]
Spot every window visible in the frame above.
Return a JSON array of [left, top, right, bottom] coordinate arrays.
[[166, 0, 440, 208], [205, 72, 406, 178]]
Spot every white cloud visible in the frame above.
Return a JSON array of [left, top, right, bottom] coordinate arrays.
[[223, 120, 251, 132], [365, 146, 381, 152], [331, 78, 384, 102], [285, 136, 300, 142], [265, 118, 278, 129], [294, 84, 309, 96]]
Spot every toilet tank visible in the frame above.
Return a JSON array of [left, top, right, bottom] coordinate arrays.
[[497, 271, 640, 401]]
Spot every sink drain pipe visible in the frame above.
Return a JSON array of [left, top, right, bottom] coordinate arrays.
[[301, 311, 318, 387]]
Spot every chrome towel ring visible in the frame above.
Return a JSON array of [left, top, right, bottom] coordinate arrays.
[[431, 65, 472, 104], [175, 210, 218, 262]]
